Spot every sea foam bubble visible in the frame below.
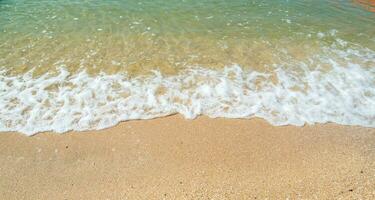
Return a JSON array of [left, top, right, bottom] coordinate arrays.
[[0, 42, 374, 135]]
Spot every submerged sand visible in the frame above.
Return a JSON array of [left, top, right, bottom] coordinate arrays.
[[0, 116, 375, 199]]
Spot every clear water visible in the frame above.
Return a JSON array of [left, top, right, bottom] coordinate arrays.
[[0, 0, 374, 135]]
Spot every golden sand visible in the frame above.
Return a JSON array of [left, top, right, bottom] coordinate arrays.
[[1, 116, 374, 199]]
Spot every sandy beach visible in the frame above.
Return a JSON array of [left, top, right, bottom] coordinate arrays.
[[1, 0, 375, 199], [1, 116, 374, 199]]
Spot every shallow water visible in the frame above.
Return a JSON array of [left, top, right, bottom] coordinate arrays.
[[0, 0, 374, 134]]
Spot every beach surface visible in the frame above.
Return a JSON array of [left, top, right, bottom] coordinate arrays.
[[1, 116, 375, 199]]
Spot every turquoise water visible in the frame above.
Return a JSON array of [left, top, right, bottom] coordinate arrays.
[[0, 0, 374, 134], [1, 0, 374, 74]]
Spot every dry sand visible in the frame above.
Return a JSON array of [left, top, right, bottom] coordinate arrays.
[[0, 116, 375, 199]]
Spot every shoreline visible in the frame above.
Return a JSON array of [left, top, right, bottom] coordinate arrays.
[[1, 116, 375, 199]]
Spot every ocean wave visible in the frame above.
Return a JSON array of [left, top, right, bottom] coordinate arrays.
[[1, 51, 374, 135]]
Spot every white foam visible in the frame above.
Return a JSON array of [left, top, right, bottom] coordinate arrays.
[[0, 43, 374, 135]]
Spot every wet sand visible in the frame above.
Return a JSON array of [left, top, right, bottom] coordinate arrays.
[[1, 116, 375, 199]]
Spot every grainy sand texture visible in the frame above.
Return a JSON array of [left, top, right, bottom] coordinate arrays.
[[1, 116, 375, 199]]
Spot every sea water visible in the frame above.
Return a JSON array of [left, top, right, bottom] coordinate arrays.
[[0, 0, 374, 135]]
